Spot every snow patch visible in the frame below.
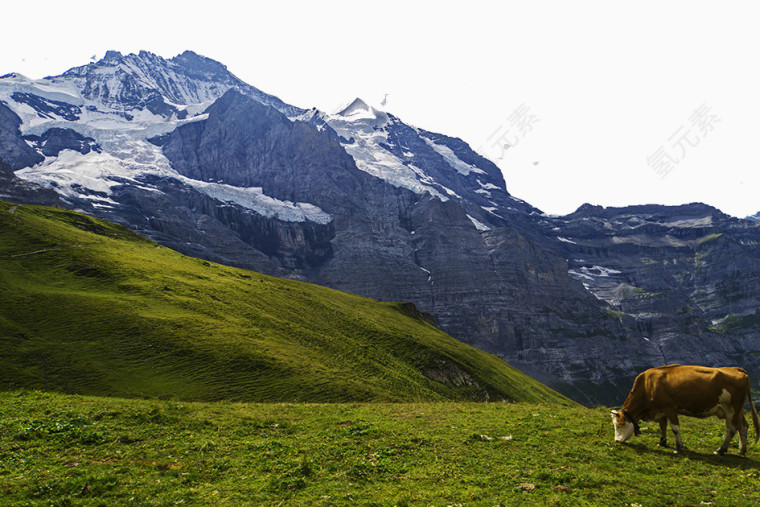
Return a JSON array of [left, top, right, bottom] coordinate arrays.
[[14, 137, 332, 225], [324, 110, 453, 201], [478, 180, 500, 190], [481, 206, 504, 219], [568, 265, 623, 280], [422, 137, 486, 176], [467, 214, 491, 232], [188, 179, 332, 224], [15, 150, 136, 200]]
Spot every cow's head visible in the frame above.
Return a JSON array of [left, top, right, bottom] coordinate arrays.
[[610, 409, 638, 442]]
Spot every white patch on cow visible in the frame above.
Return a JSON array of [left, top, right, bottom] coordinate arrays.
[[611, 411, 635, 442], [705, 389, 733, 419]]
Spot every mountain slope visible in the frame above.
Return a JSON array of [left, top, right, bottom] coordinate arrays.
[[0, 52, 614, 401], [0, 201, 570, 404], [2, 51, 760, 404]]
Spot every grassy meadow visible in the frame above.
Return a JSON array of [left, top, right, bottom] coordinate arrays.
[[2, 391, 760, 506]]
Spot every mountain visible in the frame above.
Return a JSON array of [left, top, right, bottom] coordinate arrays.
[[1, 51, 759, 404], [0, 201, 570, 404], [747, 212, 760, 222], [538, 203, 760, 399]]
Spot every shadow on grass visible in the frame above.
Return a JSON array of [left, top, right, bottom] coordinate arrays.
[[625, 440, 760, 470]]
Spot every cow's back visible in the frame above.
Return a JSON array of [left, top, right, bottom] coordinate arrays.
[[642, 364, 749, 416]]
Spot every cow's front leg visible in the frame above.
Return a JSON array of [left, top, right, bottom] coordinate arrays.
[[669, 415, 684, 453], [658, 418, 668, 447]]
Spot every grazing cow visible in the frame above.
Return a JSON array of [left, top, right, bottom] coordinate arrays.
[[611, 364, 760, 455]]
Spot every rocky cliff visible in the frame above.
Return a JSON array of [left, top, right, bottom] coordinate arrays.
[[543, 203, 760, 396]]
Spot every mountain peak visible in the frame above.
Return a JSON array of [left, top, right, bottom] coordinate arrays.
[[170, 50, 230, 77], [0, 72, 30, 82], [102, 50, 124, 63], [175, 50, 203, 59], [337, 97, 372, 117], [136, 49, 162, 60]]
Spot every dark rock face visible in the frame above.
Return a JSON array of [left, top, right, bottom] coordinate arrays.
[[0, 102, 60, 204], [159, 91, 358, 200], [23, 128, 100, 157], [0, 158, 62, 206], [11, 92, 81, 121], [97, 175, 332, 273], [0, 102, 44, 169], [542, 203, 760, 399]]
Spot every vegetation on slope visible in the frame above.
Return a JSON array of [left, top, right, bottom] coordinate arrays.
[[2, 391, 760, 506], [0, 201, 567, 404]]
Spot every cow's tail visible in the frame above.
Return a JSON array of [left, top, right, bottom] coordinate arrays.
[[747, 386, 760, 445]]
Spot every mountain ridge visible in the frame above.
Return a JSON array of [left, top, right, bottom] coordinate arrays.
[[1, 50, 759, 404]]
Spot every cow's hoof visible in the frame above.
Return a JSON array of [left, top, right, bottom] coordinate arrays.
[[658, 441, 668, 448], [714, 449, 726, 456]]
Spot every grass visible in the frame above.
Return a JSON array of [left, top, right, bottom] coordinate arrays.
[[2, 391, 760, 506], [708, 311, 760, 335], [697, 233, 723, 246], [0, 201, 567, 404]]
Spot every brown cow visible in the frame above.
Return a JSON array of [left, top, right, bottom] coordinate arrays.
[[611, 364, 760, 455]]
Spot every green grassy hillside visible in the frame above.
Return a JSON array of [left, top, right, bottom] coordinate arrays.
[[0, 201, 568, 404], [2, 391, 759, 506]]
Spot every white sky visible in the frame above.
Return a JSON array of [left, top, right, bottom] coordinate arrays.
[[2, 1, 758, 217]]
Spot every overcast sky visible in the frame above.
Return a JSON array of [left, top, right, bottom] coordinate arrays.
[[2, 1, 758, 217]]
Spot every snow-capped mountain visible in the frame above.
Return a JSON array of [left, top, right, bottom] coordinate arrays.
[[51, 49, 302, 118], [304, 97, 535, 216], [0, 50, 527, 233], [2, 50, 760, 404], [0, 51, 330, 227]]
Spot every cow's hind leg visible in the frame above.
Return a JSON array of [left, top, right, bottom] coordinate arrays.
[[738, 412, 749, 456], [669, 414, 684, 453], [716, 412, 739, 456], [658, 418, 668, 447]]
